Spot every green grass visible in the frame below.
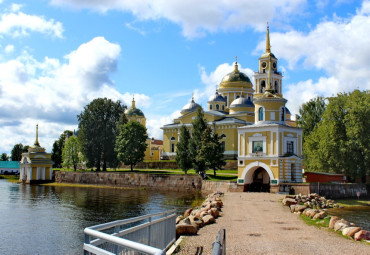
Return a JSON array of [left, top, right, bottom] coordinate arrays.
[[0, 175, 19, 182], [335, 199, 370, 207], [300, 213, 331, 228]]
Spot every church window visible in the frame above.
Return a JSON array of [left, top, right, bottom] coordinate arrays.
[[221, 141, 225, 152], [287, 141, 294, 154], [275, 81, 279, 93], [261, 80, 266, 93], [222, 105, 225, 110], [210, 105, 213, 110], [171, 143, 175, 153], [258, 107, 264, 121], [220, 134, 226, 139], [170, 137, 176, 141], [216, 104, 219, 110], [236, 95, 240, 99], [291, 164, 296, 182], [281, 107, 285, 121]]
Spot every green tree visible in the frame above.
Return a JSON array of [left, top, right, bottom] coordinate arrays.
[[189, 108, 208, 173], [62, 136, 81, 171], [78, 98, 125, 171], [115, 121, 147, 171], [175, 125, 192, 174], [23, 145, 29, 153], [205, 130, 226, 176], [304, 90, 370, 182], [11, 143, 24, 161], [51, 130, 74, 168], [0, 153, 9, 161], [296, 96, 326, 138]]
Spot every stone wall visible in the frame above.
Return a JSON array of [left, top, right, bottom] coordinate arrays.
[[201, 181, 243, 193], [54, 171, 202, 192]]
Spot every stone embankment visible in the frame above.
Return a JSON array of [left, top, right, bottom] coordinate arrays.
[[283, 193, 370, 242], [175, 192, 223, 236]]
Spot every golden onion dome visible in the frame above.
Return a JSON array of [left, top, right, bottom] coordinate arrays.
[[219, 62, 252, 89]]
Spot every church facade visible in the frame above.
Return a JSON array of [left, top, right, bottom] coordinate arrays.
[[161, 26, 303, 190]]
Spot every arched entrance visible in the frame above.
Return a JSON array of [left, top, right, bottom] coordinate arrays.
[[241, 162, 274, 193], [248, 167, 270, 192]]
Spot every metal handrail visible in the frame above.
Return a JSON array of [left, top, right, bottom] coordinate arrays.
[[84, 210, 176, 255], [211, 229, 226, 255]]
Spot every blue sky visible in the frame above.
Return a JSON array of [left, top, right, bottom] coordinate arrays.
[[0, 0, 370, 155]]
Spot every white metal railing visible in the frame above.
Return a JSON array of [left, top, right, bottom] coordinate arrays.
[[84, 210, 176, 255]]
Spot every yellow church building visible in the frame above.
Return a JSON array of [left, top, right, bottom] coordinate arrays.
[[125, 98, 163, 161], [161, 25, 303, 191], [19, 125, 54, 183]]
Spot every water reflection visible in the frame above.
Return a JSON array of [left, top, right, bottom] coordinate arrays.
[[0, 180, 198, 255], [327, 205, 370, 230]]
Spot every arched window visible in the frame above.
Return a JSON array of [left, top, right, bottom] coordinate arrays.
[[210, 105, 213, 110], [170, 137, 176, 141], [222, 105, 225, 110], [281, 107, 285, 121], [258, 107, 264, 121], [261, 80, 266, 93], [275, 81, 279, 93], [221, 141, 225, 152], [216, 104, 219, 110], [171, 143, 175, 152], [236, 95, 240, 99], [220, 134, 226, 139]]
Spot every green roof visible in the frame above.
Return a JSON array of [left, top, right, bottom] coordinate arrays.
[[125, 107, 145, 117], [0, 161, 20, 169]]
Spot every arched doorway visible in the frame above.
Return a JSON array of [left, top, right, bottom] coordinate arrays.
[[241, 162, 274, 193], [248, 167, 270, 192]]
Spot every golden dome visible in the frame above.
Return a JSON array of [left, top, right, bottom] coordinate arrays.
[[219, 62, 253, 89]]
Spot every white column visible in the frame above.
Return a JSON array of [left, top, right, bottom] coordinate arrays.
[[28, 167, 32, 181], [42, 167, 46, 180]]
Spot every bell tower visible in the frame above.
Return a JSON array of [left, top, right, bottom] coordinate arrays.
[[254, 24, 283, 98]]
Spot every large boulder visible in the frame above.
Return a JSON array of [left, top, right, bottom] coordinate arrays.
[[354, 230, 370, 241], [334, 219, 349, 231], [200, 211, 208, 218], [329, 216, 340, 229], [282, 198, 297, 206], [176, 216, 183, 224], [313, 211, 327, 219], [308, 209, 320, 218], [176, 224, 198, 236], [184, 208, 193, 218], [342, 227, 362, 238], [189, 215, 204, 228], [290, 205, 307, 213], [202, 215, 215, 225], [209, 208, 220, 218]]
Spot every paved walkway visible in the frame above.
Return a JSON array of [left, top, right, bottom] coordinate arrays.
[[178, 192, 370, 255]]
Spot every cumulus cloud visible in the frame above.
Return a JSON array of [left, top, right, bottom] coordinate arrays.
[[0, 11, 63, 38], [146, 110, 181, 139], [49, 0, 306, 38], [0, 37, 151, 153], [254, 1, 370, 116], [4, 44, 14, 53]]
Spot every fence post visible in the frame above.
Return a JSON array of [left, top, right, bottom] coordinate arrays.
[[211, 228, 226, 255], [148, 216, 152, 246], [84, 234, 90, 255]]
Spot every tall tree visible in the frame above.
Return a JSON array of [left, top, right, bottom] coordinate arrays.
[[176, 125, 192, 174], [51, 130, 74, 168], [62, 136, 81, 171], [205, 130, 226, 176], [189, 108, 208, 173], [304, 90, 370, 182], [78, 98, 125, 171], [0, 153, 9, 161], [11, 143, 24, 161], [296, 96, 326, 138], [115, 121, 147, 171]]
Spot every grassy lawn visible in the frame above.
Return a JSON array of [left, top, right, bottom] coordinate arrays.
[[335, 199, 370, 207], [300, 213, 331, 228], [0, 175, 19, 182], [53, 168, 238, 181]]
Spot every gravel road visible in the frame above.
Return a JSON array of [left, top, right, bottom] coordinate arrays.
[[178, 192, 370, 255]]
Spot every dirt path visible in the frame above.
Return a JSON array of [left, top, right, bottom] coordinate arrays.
[[178, 192, 370, 255]]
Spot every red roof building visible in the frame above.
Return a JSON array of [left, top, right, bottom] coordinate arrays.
[[303, 171, 347, 183]]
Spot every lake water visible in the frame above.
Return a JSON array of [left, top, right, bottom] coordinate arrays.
[[0, 179, 198, 255], [327, 204, 370, 230]]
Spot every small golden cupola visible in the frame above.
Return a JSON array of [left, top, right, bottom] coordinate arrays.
[[218, 58, 254, 109], [125, 97, 146, 126], [253, 24, 288, 124], [207, 89, 226, 112]]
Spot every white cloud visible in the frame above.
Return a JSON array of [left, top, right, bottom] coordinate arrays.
[[0, 11, 64, 38], [4, 44, 14, 53], [0, 37, 152, 154], [10, 3, 23, 12], [49, 0, 306, 38], [254, 1, 370, 116], [146, 110, 181, 139]]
